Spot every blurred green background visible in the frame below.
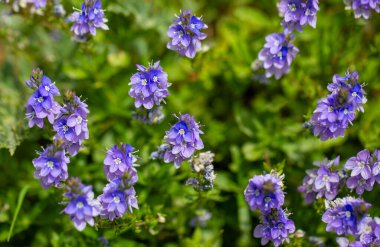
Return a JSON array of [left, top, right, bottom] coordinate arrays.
[[1, 0, 380, 246]]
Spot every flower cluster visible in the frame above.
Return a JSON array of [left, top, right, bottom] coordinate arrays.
[[162, 114, 204, 168], [257, 33, 299, 79], [25, 68, 61, 128], [53, 91, 89, 156], [298, 156, 342, 203], [98, 178, 138, 221], [322, 197, 371, 236], [344, 0, 380, 19], [98, 143, 139, 221], [244, 171, 295, 246], [167, 9, 208, 58], [32, 145, 69, 189], [63, 177, 100, 231], [129, 61, 171, 110], [277, 0, 319, 34], [69, 0, 108, 40], [254, 208, 296, 247], [345, 149, 379, 195], [103, 143, 138, 184], [186, 151, 216, 191], [308, 71, 367, 141]]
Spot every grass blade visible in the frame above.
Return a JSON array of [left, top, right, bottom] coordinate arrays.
[[7, 185, 30, 242]]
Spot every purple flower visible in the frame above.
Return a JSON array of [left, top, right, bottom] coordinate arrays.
[[103, 143, 138, 184], [345, 150, 375, 195], [167, 10, 208, 58], [38, 75, 60, 97], [344, 0, 380, 19], [129, 61, 171, 110], [244, 172, 285, 212], [186, 151, 216, 191], [98, 178, 138, 221], [32, 145, 69, 189], [313, 157, 341, 200], [258, 33, 299, 79], [278, 0, 319, 33], [63, 178, 100, 231], [372, 149, 380, 183], [336, 238, 365, 247], [357, 217, 380, 245], [27, 0, 47, 9], [322, 197, 371, 236], [253, 208, 295, 247], [53, 91, 89, 156], [163, 114, 204, 168], [308, 71, 367, 141], [69, 0, 109, 39], [298, 168, 318, 203]]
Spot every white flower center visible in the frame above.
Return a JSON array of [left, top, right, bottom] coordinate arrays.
[[191, 23, 195, 29], [328, 106, 333, 112], [352, 92, 357, 97], [114, 158, 121, 165], [76, 202, 84, 209], [179, 129, 185, 135], [178, 30, 183, 37], [44, 85, 50, 91], [344, 109, 348, 114], [153, 76, 158, 82], [63, 125, 68, 132], [358, 161, 365, 168], [254, 189, 260, 196], [46, 161, 54, 168], [38, 97, 43, 103], [306, 9, 311, 15], [345, 211, 351, 218], [274, 40, 279, 46], [365, 225, 372, 234], [113, 196, 120, 203], [94, 9, 99, 14], [264, 197, 271, 203], [76, 116, 83, 124], [141, 79, 147, 86], [323, 174, 329, 182], [289, 4, 297, 12]]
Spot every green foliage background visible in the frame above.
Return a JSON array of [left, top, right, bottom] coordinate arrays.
[[0, 0, 380, 246]]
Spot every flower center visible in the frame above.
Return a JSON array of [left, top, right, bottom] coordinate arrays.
[[264, 197, 271, 203], [76, 116, 83, 124], [328, 106, 333, 112], [63, 125, 68, 132], [352, 92, 357, 97], [289, 4, 297, 12], [94, 9, 99, 14], [76, 202, 84, 209], [179, 129, 185, 135], [141, 79, 147, 86], [344, 109, 348, 114], [254, 189, 260, 196], [178, 30, 183, 37], [44, 85, 50, 91], [113, 196, 120, 203], [365, 225, 372, 233], [358, 162, 365, 168], [46, 161, 54, 168], [114, 158, 121, 165], [323, 174, 329, 182], [345, 211, 351, 218], [305, 8, 311, 15], [274, 40, 279, 46], [190, 23, 195, 29], [153, 76, 158, 82], [37, 97, 43, 103]]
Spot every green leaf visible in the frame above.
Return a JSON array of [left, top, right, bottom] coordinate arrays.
[[7, 185, 30, 242]]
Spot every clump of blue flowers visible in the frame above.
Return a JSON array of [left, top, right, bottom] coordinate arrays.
[[32, 145, 69, 189], [277, 0, 319, 34], [298, 156, 342, 203], [162, 114, 204, 168], [129, 61, 171, 110], [244, 171, 295, 246], [322, 197, 371, 236], [167, 9, 208, 58], [25, 68, 61, 128], [53, 91, 89, 156], [308, 71, 367, 141], [63, 177, 100, 231], [344, 0, 380, 19], [186, 151, 216, 192], [69, 0, 108, 40], [257, 33, 299, 79]]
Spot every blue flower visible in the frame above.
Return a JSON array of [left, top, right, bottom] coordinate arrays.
[[344, 0, 380, 19], [167, 10, 208, 58]]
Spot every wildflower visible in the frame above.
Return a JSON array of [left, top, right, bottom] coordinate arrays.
[[298, 168, 318, 203], [163, 114, 204, 168], [322, 197, 371, 236], [63, 177, 100, 231], [132, 106, 165, 125], [277, 0, 319, 33], [244, 172, 285, 212], [98, 178, 138, 221], [129, 61, 170, 110], [32, 145, 69, 189], [254, 208, 296, 247], [313, 157, 341, 200], [344, 0, 380, 19], [103, 143, 138, 184], [258, 33, 299, 79], [69, 0, 108, 39], [186, 151, 216, 191], [309, 71, 367, 141], [167, 10, 208, 58]]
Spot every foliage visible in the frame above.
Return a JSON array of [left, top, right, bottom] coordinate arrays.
[[0, 0, 380, 246]]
